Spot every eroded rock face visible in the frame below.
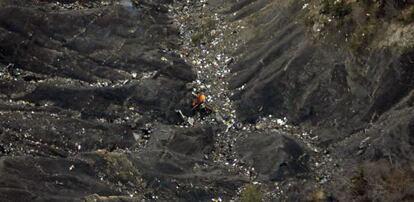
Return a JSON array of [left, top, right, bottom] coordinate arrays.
[[223, 0, 414, 200], [227, 0, 414, 144], [0, 0, 210, 201], [0, 2, 247, 200], [0, 155, 119, 201], [224, 0, 414, 146], [1, 0, 413, 201], [133, 125, 246, 201], [236, 132, 308, 181], [0, 0, 194, 156]]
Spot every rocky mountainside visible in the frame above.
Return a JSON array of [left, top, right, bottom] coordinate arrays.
[[0, 0, 413, 201]]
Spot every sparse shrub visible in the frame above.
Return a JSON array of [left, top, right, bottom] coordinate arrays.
[[384, 168, 413, 193], [191, 32, 204, 45], [97, 151, 141, 184], [349, 21, 378, 53], [321, 0, 352, 18], [410, 6, 414, 22], [348, 161, 414, 201], [398, 5, 414, 24], [240, 184, 263, 202], [359, 0, 374, 7], [309, 0, 412, 57], [350, 168, 368, 196], [358, 0, 378, 9], [312, 189, 327, 202], [191, 17, 216, 45], [358, 0, 382, 17], [201, 18, 216, 31]]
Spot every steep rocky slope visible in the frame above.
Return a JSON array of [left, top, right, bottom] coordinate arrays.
[[220, 0, 414, 201], [0, 0, 413, 201]]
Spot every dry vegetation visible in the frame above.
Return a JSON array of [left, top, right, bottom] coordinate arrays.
[[240, 184, 263, 202], [348, 161, 414, 201], [304, 0, 414, 54]]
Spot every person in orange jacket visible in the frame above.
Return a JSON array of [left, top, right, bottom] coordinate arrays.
[[192, 93, 206, 109], [192, 92, 213, 115]]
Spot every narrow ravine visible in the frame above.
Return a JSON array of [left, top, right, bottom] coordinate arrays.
[[1, 0, 413, 201], [169, 1, 337, 200], [171, 0, 251, 185]]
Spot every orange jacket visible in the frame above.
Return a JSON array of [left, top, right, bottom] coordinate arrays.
[[192, 93, 206, 109]]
